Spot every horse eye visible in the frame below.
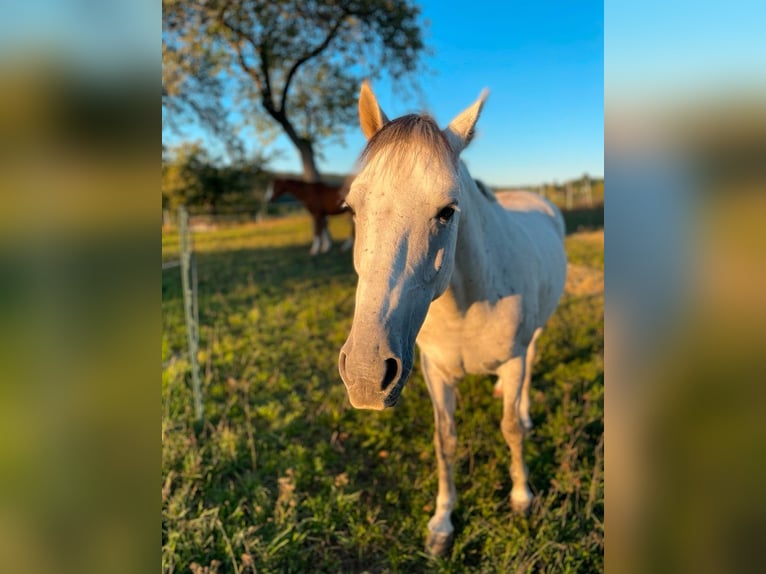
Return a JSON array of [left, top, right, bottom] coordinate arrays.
[[436, 204, 457, 223]]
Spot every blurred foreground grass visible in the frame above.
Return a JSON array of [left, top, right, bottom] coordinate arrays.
[[162, 215, 604, 572]]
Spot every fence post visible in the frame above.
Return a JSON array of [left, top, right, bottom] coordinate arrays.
[[179, 206, 204, 422]]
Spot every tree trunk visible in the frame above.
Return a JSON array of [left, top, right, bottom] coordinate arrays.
[[264, 105, 322, 183], [296, 139, 321, 183]]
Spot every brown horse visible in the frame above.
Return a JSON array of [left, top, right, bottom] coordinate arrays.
[[265, 178, 354, 255]]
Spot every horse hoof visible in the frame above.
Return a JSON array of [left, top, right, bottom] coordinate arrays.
[[512, 499, 531, 515], [511, 489, 533, 515], [426, 530, 454, 557], [521, 416, 533, 431]]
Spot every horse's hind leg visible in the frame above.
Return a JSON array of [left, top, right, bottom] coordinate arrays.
[[493, 327, 540, 431], [520, 327, 542, 431], [422, 353, 458, 557], [497, 353, 533, 514]]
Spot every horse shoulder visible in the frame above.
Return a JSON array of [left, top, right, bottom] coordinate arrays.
[[419, 282, 528, 376]]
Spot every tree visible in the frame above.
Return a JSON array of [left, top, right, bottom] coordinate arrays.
[[163, 141, 269, 213], [162, 141, 209, 211], [163, 0, 427, 182]]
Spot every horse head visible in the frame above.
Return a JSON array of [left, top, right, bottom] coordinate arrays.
[[338, 81, 488, 410]]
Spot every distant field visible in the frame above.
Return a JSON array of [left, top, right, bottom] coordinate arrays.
[[162, 214, 604, 573]]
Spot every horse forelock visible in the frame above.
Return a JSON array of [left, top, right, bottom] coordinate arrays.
[[360, 114, 455, 177]]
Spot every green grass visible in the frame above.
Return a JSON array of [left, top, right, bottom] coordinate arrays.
[[162, 214, 604, 573], [565, 231, 604, 271]]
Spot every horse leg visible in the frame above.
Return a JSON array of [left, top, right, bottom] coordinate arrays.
[[520, 327, 542, 431], [321, 215, 332, 253], [310, 214, 322, 256], [497, 354, 533, 514], [422, 353, 458, 557], [340, 214, 354, 251], [492, 327, 541, 429]]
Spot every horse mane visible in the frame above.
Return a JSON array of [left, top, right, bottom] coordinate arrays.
[[360, 114, 454, 168], [473, 179, 498, 202]]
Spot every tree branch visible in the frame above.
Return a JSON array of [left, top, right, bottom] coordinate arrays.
[[278, 12, 347, 114], [258, 38, 275, 112], [232, 41, 268, 101], [221, 15, 277, 112]]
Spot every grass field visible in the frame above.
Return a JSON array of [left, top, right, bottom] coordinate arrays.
[[162, 214, 604, 573]]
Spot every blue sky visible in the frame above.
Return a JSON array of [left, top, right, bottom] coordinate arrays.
[[605, 0, 766, 104], [170, 0, 604, 187], [370, 0, 604, 185]]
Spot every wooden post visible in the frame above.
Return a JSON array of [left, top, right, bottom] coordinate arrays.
[[179, 206, 203, 422]]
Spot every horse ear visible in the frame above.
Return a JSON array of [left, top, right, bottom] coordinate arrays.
[[443, 89, 489, 154], [358, 80, 389, 140]]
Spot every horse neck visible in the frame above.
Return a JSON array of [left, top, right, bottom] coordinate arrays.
[[447, 165, 496, 305]]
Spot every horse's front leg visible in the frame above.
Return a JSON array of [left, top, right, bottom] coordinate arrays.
[[498, 353, 533, 514], [317, 214, 332, 254], [422, 353, 458, 557], [310, 214, 323, 255]]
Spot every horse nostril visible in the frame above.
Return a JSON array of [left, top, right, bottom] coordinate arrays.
[[381, 358, 399, 391]]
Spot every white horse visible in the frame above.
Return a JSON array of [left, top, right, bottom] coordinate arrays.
[[338, 82, 567, 556]]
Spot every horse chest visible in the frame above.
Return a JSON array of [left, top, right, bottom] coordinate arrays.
[[417, 294, 526, 377]]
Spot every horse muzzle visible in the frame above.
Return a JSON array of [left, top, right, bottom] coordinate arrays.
[[338, 344, 409, 410]]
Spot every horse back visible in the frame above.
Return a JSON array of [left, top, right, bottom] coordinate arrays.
[[279, 179, 346, 216], [495, 191, 565, 240]]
